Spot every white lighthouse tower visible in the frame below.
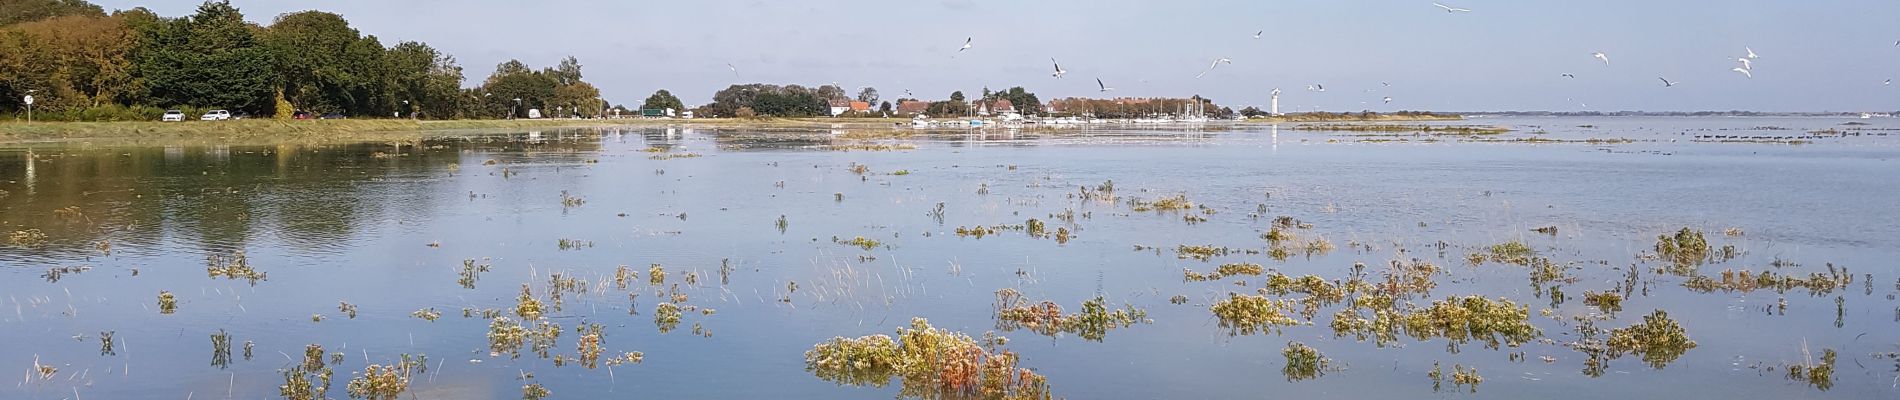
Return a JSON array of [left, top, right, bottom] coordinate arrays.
[[1269, 88, 1282, 116]]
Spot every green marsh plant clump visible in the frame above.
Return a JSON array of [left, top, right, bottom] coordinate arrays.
[[804, 318, 1054, 400], [1210, 293, 1307, 336], [158, 291, 178, 314], [1784, 348, 1837, 391], [206, 251, 268, 285], [655, 303, 682, 333], [992, 290, 1149, 342], [1281, 341, 1332, 382], [1605, 310, 1698, 369], [457, 258, 490, 289], [1654, 228, 1710, 268]]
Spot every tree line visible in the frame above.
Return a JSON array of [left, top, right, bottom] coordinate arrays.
[[0, 0, 602, 121]]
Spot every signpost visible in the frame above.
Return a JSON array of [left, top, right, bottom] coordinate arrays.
[[23, 94, 33, 123]]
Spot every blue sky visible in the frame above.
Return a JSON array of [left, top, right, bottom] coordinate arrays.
[[96, 0, 1900, 111]]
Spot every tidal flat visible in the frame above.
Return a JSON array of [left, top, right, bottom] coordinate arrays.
[[1, 116, 1897, 399]]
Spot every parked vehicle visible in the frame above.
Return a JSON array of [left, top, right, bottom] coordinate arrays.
[[200, 110, 232, 121], [292, 110, 314, 120], [161, 110, 185, 122], [320, 113, 347, 120]]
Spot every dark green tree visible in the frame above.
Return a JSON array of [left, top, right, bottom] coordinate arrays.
[[137, 1, 275, 113], [640, 89, 684, 111]]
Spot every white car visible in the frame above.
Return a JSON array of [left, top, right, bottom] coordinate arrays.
[[200, 110, 231, 121], [161, 110, 185, 122]]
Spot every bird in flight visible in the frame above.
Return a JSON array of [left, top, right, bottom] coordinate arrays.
[[1592, 52, 1610, 66], [1562, 73, 1576, 78], [1883, 79, 1890, 86], [1433, 3, 1471, 13], [1383, 96, 1393, 104], [1736, 58, 1752, 70], [1731, 67, 1752, 79], [1744, 47, 1759, 59], [1659, 77, 1679, 87], [957, 37, 973, 53], [1195, 58, 1233, 79], [904, 89, 913, 97], [1306, 84, 1326, 92], [1253, 30, 1263, 39], [1096, 78, 1115, 92], [726, 63, 740, 79], [1051, 58, 1066, 79]]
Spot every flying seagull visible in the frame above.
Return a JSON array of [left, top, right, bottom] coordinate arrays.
[[1195, 58, 1233, 79], [1659, 77, 1679, 87], [1744, 47, 1759, 59], [1253, 30, 1263, 39], [1383, 96, 1393, 104], [1561, 73, 1576, 78], [1731, 67, 1752, 79], [1096, 78, 1115, 92], [1051, 58, 1066, 79], [726, 63, 740, 79], [957, 37, 972, 53], [1306, 84, 1326, 92], [1883, 79, 1890, 86], [1736, 58, 1752, 70], [1592, 52, 1610, 66], [1433, 3, 1471, 13], [904, 89, 913, 97]]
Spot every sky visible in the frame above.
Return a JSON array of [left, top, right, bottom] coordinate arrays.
[[92, 0, 1900, 112]]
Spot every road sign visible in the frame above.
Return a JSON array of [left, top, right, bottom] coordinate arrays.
[[22, 95, 33, 105]]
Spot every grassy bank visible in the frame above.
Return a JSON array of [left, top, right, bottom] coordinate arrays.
[[0, 119, 655, 141]]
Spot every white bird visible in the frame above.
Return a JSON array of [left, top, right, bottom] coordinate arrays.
[[1592, 52, 1610, 66], [1253, 30, 1263, 39], [726, 63, 740, 78], [957, 37, 972, 53], [1883, 79, 1890, 86], [1306, 84, 1326, 92], [1731, 67, 1752, 79], [1096, 78, 1115, 92], [1561, 73, 1576, 78], [1383, 96, 1393, 104], [1195, 58, 1233, 79], [1744, 47, 1758, 59], [1433, 3, 1471, 12], [1659, 77, 1679, 87], [1050, 58, 1066, 79], [1736, 58, 1752, 70]]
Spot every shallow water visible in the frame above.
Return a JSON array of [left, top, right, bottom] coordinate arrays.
[[2, 116, 1897, 399]]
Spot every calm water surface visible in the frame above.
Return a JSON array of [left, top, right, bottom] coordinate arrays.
[[2, 116, 1897, 399]]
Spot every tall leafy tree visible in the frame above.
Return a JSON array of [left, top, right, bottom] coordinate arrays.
[[640, 89, 683, 112], [0, 0, 104, 26], [138, 1, 274, 113], [383, 41, 461, 119]]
